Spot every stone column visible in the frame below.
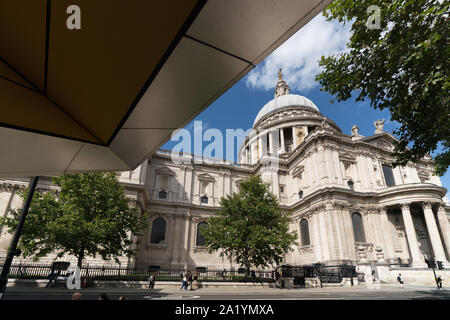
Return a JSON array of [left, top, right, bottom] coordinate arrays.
[[331, 148, 345, 186], [318, 146, 329, 185], [292, 127, 298, 149], [170, 215, 183, 267], [379, 207, 395, 262], [251, 141, 257, 164], [423, 202, 448, 263], [268, 131, 274, 155], [311, 213, 322, 261], [280, 128, 285, 153], [180, 214, 192, 268], [436, 204, 450, 259], [400, 203, 426, 267], [318, 211, 330, 262], [167, 214, 178, 266], [258, 136, 263, 159]]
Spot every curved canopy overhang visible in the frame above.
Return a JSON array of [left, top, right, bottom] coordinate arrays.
[[0, 0, 332, 177]]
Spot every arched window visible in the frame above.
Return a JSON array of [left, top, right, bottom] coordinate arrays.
[[300, 219, 310, 246], [150, 218, 166, 244], [352, 212, 366, 243], [196, 222, 208, 246]]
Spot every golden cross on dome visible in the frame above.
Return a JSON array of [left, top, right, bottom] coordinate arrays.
[[278, 68, 283, 80]]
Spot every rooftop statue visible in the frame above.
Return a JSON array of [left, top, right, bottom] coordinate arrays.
[[351, 124, 364, 140], [374, 119, 385, 134]]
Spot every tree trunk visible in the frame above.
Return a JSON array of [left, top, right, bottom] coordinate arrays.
[[77, 247, 85, 269], [244, 259, 251, 278]]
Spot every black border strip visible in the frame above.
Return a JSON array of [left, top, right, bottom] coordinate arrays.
[[106, 0, 208, 146], [43, 0, 52, 94], [184, 34, 255, 66]]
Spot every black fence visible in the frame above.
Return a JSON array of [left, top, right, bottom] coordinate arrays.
[[0, 263, 275, 283], [0, 262, 360, 285], [275, 265, 357, 284], [389, 263, 412, 268]]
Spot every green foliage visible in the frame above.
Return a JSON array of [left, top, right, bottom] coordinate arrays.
[[0, 173, 147, 267], [316, 0, 449, 175], [201, 176, 298, 274]]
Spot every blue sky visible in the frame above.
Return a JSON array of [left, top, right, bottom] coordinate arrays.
[[162, 13, 449, 199]]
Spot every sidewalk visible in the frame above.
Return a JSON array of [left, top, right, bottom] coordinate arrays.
[[6, 282, 443, 295], [382, 283, 450, 291]]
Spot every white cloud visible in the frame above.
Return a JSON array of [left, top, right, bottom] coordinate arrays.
[[245, 14, 352, 93]]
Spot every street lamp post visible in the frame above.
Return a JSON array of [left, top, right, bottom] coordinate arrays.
[[0, 176, 39, 300]]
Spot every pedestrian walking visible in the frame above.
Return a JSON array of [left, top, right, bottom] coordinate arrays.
[[437, 276, 443, 288], [46, 269, 57, 288], [180, 274, 188, 291], [148, 273, 156, 290], [193, 271, 199, 290], [397, 273, 404, 284], [151, 273, 156, 290], [188, 272, 193, 291]]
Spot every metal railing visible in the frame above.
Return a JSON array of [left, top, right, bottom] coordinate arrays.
[[275, 265, 357, 284], [389, 263, 412, 268], [0, 263, 276, 283], [0, 262, 359, 285]]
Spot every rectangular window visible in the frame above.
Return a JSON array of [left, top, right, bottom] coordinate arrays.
[[382, 164, 396, 187], [159, 175, 169, 190], [344, 163, 352, 178], [200, 180, 209, 195], [297, 171, 304, 188], [348, 180, 354, 190]]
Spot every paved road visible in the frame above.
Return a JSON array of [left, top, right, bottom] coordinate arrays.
[[2, 284, 450, 300]]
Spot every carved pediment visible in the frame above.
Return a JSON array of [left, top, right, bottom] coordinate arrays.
[[156, 167, 174, 176], [417, 169, 430, 181], [376, 139, 394, 151], [339, 152, 356, 162], [197, 173, 215, 182], [292, 165, 305, 177]]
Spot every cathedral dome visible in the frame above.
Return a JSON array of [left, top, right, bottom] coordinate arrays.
[[253, 94, 319, 127], [252, 69, 319, 127]]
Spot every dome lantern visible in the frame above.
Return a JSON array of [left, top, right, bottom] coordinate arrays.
[[274, 68, 290, 98]]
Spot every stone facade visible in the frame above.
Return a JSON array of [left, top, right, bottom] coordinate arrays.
[[1, 76, 449, 277]]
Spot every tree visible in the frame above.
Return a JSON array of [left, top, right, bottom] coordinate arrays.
[[201, 176, 298, 276], [316, 0, 449, 175], [0, 173, 147, 268]]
